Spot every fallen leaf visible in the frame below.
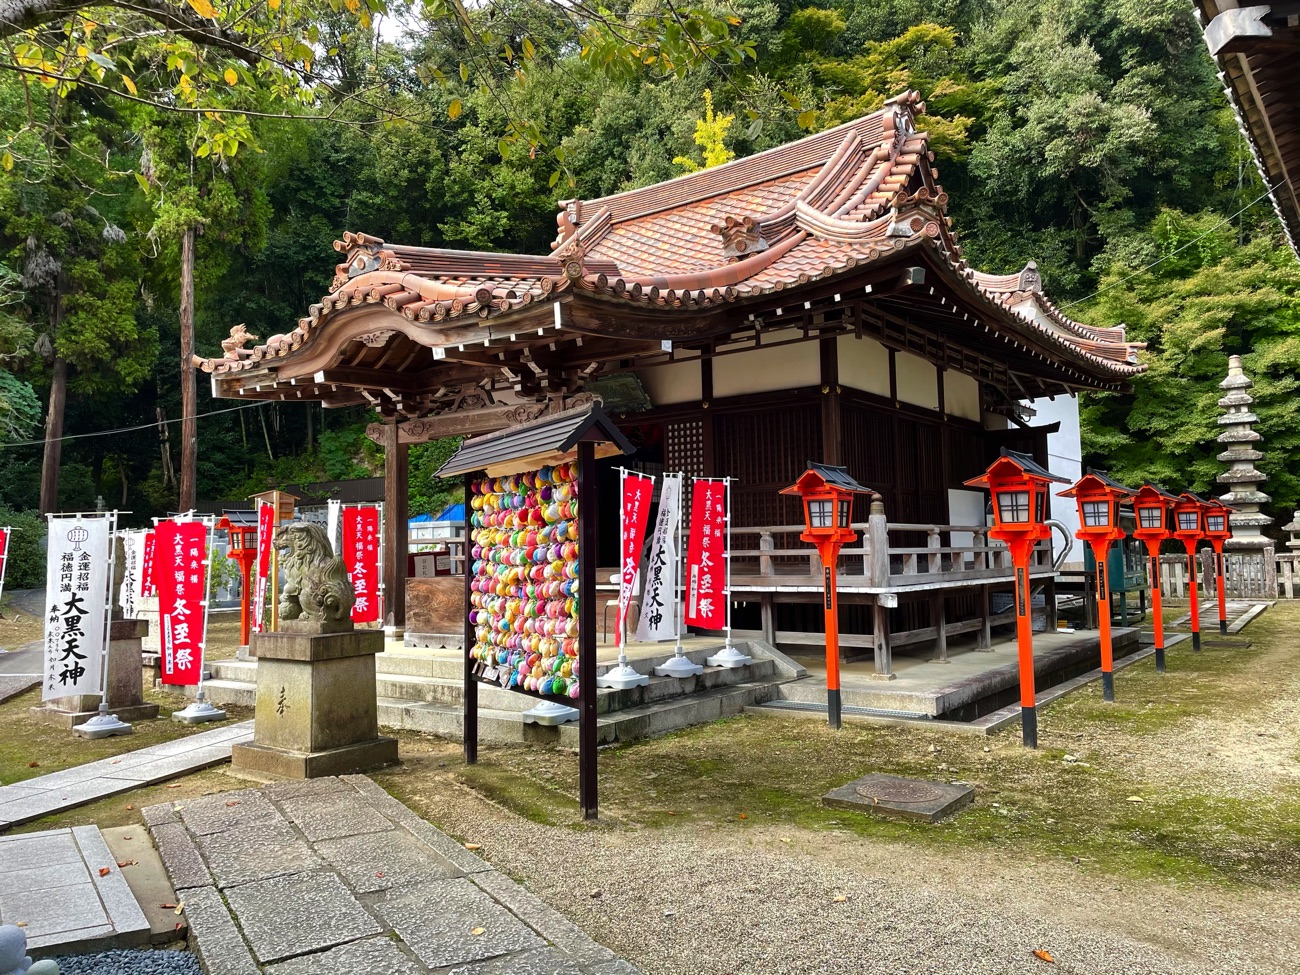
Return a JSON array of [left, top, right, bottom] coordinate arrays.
[[125, 804, 134, 810], [780, 837, 791, 844], [14, 922, 26, 928], [225, 800, 241, 807], [98, 867, 111, 877], [174, 903, 185, 915], [832, 894, 848, 903], [1032, 949, 1055, 964], [160, 904, 178, 910], [116, 860, 137, 868], [464, 843, 481, 851], [175, 922, 183, 931], [166, 784, 181, 789], [27, 762, 39, 768], [1125, 796, 1144, 803], [738, 813, 748, 820], [110, 759, 121, 765], [665, 811, 676, 816], [375, 871, 384, 878], [123, 836, 132, 841], [470, 927, 486, 936]]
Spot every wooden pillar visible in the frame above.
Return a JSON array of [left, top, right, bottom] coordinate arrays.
[[578, 439, 598, 820], [932, 595, 947, 662], [383, 421, 409, 630], [872, 600, 892, 677], [820, 337, 842, 466], [978, 585, 992, 650], [179, 226, 197, 513], [463, 473, 478, 765], [760, 594, 775, 646]]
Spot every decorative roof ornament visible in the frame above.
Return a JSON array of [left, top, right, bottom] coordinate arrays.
[[710, 215, 768, 261], [1215, 354, 1273, 548]]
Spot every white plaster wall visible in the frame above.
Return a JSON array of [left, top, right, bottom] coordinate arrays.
[[895, 351, 939, 411], [1031, 394, 1084, 567], [947, 488, 989, 565], [837, 334, 890, 397], [713, 342, 820, 398], [945, 370, 981, 421], [637, 358, 701, 406]]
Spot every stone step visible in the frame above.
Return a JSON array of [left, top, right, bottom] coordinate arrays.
[[188, 678, 256, 708]]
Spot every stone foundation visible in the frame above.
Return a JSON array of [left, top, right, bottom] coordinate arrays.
[[32, 618, 160, 728]]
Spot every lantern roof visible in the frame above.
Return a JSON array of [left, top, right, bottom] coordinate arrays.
[[1135, 483, 1180, 503], [780, 462, 875, 498], [1177, 491, 1211, 506], [1057, 468, 1132, 499], [215, 509, 259, 529], [963, 448, 1068, 490]]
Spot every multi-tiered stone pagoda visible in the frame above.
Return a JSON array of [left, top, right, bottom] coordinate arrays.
[[1214, 355, 1275, 595]]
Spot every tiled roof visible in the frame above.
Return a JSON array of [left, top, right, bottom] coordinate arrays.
[[196, 91, 1144, 384]]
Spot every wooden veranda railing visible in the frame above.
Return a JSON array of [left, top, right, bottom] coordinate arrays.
[[1157, 551, 1298, 600]]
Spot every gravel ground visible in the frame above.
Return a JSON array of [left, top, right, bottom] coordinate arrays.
[[54, 949, 201, 975], [405, 780, 1296, 975]]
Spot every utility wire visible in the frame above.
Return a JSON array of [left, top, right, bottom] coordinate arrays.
[[1060, 186, 1277, 309], [0, 400, 268, 449]]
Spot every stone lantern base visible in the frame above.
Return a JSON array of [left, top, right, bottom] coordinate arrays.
[[231, 620, 397, 779]]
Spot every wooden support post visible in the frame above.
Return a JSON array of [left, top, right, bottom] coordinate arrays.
[[463, 474, 478, 766], [867, 498, 889, 588], [179, 226, 197, 513], [979, 586, 992, 650], [760, 593, 775, 646], [383, 421, 409, 631], [872, 600, 892, 677], [578, 439, 598, 821], [759, 531, 774, 576], [932, 595, 947, 662]]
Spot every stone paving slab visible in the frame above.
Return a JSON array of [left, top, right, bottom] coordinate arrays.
[[0, 673, 41, 704], [0, 824, 150, 956], [144, 776, 638, 975], [0, 720, 253, 831]]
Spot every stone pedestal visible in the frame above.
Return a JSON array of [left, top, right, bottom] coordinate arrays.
[[231, 620, 398, 779], [33, 618, 160, 729]]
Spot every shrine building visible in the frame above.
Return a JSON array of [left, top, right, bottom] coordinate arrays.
[[196, 91, 1145, 675]]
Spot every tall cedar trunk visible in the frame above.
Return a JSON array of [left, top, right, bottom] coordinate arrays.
[[38, 355, 67, 514], [179, 226, 197, 512]]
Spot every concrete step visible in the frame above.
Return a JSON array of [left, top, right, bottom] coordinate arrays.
[[559, 679, 783, 746], [189, 678, 256, 707]]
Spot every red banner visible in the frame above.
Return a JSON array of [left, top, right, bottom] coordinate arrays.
[[617, 473, 654, 646], [343, 506, 381, 624], [157, 519, 208, 686], [254, 501, 275, 632], [0, 528, 9, 594], [140, 529, 157, 597], [685, 479, 727, 629]]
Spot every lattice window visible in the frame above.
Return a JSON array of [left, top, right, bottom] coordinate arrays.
[[665, 418, 705, 478]]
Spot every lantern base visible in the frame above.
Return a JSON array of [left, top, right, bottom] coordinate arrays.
[[1154, 645, 1166, 673], [1101, 671, 1115, 702], [1219, 619, 1228, 635], [705, 645, 752, 669], [1192, 631, 1202, 653], [73, 707, 134, 739], [654, 652, 704, 678], [596, 663, 650, 689], [1020, 704, 1038, 749], [173, 698, 228, 724], [521, 700, 580, 726]]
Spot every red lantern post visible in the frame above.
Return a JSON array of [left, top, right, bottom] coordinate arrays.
[[1203, 499, 1235, 635], [780, 463, 875, 730], [965, 449, 1067, 748], [1173, 493, 1208, 652], [1132, 485, 1177, 673], [215, 512, 259, 651], [1058, 470, 1132, 702]]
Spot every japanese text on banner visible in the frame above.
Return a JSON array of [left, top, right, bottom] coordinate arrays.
[[343, 506, 381, 624], [156, 519, 209, 686], [636, 474, 681, 643], [685, 479, 727, 629], [140, 529, 157, 598], [617, 473, 654, 646], [42, 517, 110, 701]]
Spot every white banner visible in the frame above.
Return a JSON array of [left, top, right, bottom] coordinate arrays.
[[326, 499, 341, 555], [119, 529, 145, 620], [636, 474, 682, 643], [43, 515, 111, 701]]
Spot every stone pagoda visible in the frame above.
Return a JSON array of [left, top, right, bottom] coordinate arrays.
[[1214, 355, 1275, 596]]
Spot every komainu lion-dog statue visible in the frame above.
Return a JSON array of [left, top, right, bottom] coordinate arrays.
[[272, 522, 355, 623]]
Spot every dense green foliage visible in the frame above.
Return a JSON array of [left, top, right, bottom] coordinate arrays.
[[0, 0, 1296, 537]]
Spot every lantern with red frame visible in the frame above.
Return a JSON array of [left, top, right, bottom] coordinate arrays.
[[964, 449, 1068, 748], [1173, 493, 1208, 652], [1202, 498, 1235, 635], [1132, 485, 1177, 673], [215, 511, 259, 650], [780, 462, 875, 730], [1058, 470, 1132, 702]]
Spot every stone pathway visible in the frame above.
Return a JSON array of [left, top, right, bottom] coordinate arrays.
[[0, 722, 253, 831], [1169, 599, 1270, 634], [0, 826, 149, 954], [145, 776, 638, 975]]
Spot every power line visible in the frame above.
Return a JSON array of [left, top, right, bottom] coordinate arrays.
[[1060, 186, 1277, 309], [0, 401, 268, 450]]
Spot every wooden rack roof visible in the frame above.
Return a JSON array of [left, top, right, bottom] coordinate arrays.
[[197, 91, 1145, 413]]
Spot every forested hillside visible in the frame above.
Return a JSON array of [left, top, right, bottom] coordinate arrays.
[[1, 0, 1296, 530]]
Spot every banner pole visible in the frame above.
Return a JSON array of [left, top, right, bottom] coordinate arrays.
[[174, 514, 226, 723], [599, 467, 650, 689], [706, 477, 752, 669], [0, 526, 12, 613], [653, 473, 702, 678], [74, 511, 135, 737], [377, 500, 387, 634]]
